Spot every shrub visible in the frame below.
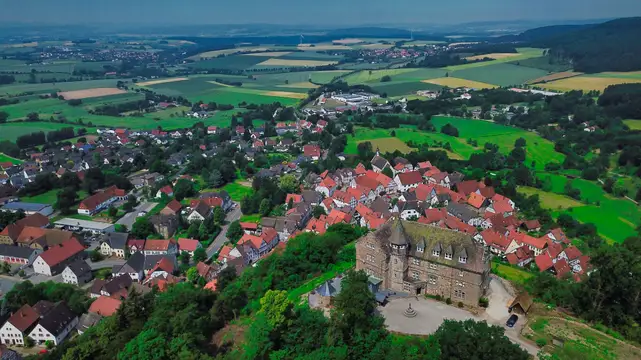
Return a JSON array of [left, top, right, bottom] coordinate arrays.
[[446, 297, 452, 305], [478, 297, 489, 308], [45, 340, 54, 349], [457, 301, 464, 308], [25, 337, 35, 348], [535, 338, 547, 347]]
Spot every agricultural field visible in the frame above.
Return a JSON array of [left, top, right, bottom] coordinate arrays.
[[518, 186, 583, 210], [187, 47, 271, 60], [528, 71, 583, 84], [623, 119, 641, 130], [422, 77, 497, 89], [445, 48, 545, 71], [137, 77, 188, 86], [0, 153, 23, 165], [465, 53, 521, 61], [372, 81, 442, 97], [297, 44, 351, 51], [58, 88, 126, 100], [539, 74, 641, 92], [401, 40, 447, 47], [450, 63, 549, 87], [361, 137, 416, 154], [187, 56, 271, 70], [344, 68, 446, 84], [507, 56, 573, 73]]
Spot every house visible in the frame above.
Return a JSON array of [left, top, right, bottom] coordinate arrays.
[[207, 126, 218, 134], [238, 228, 279, 262], [143, 239, 177, 256], [199, 191, 233, 212], [88, 296, 122, 317], [160, 200, 182, 216], [91, 274, 133, 299], [446, 203, 483, 227], [356, 219, 490, 306], [32, 238, 85, 276], [155, 185, 174, 199], [315, 177, 337, 197], [99, 232, 128, 258], [112, 251, 145, 281], [303, 144, 321, 161], [196, 262, 218, 282], [240, 222, 259, 234], [62, 260, 93, 285], [545, 228, 569, 245], [370, 155, 390, 173], [1, 202, 53, 216], [506, 246, 534, 267], [507, 230, 547, 256], [0, 301, 53, 346], [145, 256, 176, 280], [177, 238, 202, 256], [149, 214, 178, 238], [77, 186, 127, 215], [394, 171, 423, 192], [467, 192, 487, 209], [0, 245, 40, 265], [27, 302, 78, 346], [188, 201, 212, 223], [522, 219, 541, 232]]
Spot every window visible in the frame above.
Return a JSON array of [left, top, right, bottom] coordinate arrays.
[[366, 254, 374, 263], [459, 256, 467, 264], [412, 258, 419, 265], [444, 253, 452, 260], [432, 250, 440, 257], [459, 271, 465, 277], [394, 258, 398, 264], [366, 243, 375, 249], [428, 275, 437, 285], [417, 246, 424, 253], [454, 290, 466, 299], [412, 271, 419, 280], [429, 263, 437, 270]]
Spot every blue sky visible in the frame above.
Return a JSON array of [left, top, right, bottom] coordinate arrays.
[[1, 0, 640, 25]]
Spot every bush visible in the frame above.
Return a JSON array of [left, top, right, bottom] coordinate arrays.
[[457, 301, 464, 308], [45, 340, 54, 349], [18, 270, 25, 277], [478, 297, 489, 308], [25, 337, 35, 348], [446, 297, 452, 305], [535, 338, 547, 347]]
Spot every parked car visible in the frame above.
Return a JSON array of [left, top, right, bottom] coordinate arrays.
[[137, 211, 147, 217], [506, 314, 519, 328]]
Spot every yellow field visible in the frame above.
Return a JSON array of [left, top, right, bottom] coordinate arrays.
[[188, 47, 269, 60], [358, 43, 394, 49], [257, 58, 339, 67], [465, 53, 520, 61], [244, 51, 291, 57], [264, 91, 307, 99], [298, 44, 351, 51], [278, 82, 320, 89], [623, 119, 641, 130], [422, 77, 498, 89], [540, 76, 641, 92], [207, 81, 234, 88], [333, 38, 364, 44], [528, 72, 583, 84], [58, 88, 127, 100], [137, 77, 188, 86]]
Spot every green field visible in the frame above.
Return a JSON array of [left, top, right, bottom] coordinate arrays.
[[0, 153, 23, 164], [445, 48, 545, 71], [344, 68, 446, 84], [491, 261, 534, 285], [21, 189, 89, 205], [187, 56, 271, 70], [372, 81, 443, 97], [451, 63, 549, 87], [0, 122, 95, 142], [518, 186, 583, 210], [623, 119, 641, 130], [215, 182, 253, 202], [507, 56, 573, 73], [0, 79, 129, 96]]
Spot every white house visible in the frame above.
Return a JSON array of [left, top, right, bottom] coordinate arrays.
[[28, 303, 78, 346], [33, 239, 85, 276], [393, 171, 423, 192], [0, 304, 43, 346], [99, 232, 128, 258], [62, 260, 93, 285]]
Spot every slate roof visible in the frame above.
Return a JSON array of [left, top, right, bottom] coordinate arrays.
[[101, 232, 128, 250], [0, 244, 37, 259], [65, 259, 91, 277], [37, 302, 77, 337]]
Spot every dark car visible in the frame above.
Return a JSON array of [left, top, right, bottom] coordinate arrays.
[[506, 314, 519, 328]]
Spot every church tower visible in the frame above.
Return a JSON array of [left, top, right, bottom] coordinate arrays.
[[388, 218, 409, 291]]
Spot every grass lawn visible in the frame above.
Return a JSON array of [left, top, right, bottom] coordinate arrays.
[[491, 261, 533, 285], [239, 214, 262, 223], [206, 182, 254, 202], [525, 316, 641, 360], [21, 189, 89, 206], [0, 122, 96, 142], [518, 186, 583, 210], [0, 153, 23, 165], [623, 119, 641, 130]]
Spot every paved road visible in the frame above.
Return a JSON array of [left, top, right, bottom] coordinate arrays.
[[206, 205, 242, 259], [116, 201, 158, 229], [0, 276, 19, 297], [88, 258, 125, 270]]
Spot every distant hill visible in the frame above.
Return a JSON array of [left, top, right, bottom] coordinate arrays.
[[495, 24, 593, 43], [532, 17, 641, 73]]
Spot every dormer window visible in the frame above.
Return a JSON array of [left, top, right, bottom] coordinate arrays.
[[444, 253, 452, 260], [432, 250, 440, 257], [417, 246, 424, 253], [459, 256, 467, 264]]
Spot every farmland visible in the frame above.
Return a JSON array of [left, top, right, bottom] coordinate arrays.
[[0, 153, 23, 165], [256, 59, 338, 67], [0, 122, 95, 142], [465, 53, 521, 61], [361, 137, 416, 154], [450, 63, 549, 87], [528, 71, 582, 84], [518, 186, 583, 210], [444, 47, 545, 71], [58, 88, 126, 100], [540, 74, 641, 92], [623, 119, 641, 130], [422, 77, 497, 89]]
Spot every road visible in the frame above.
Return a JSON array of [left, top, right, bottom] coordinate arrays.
[[87, 258, 125, 270], [116, 201, 158, 229], [206, 205, 242, 259]]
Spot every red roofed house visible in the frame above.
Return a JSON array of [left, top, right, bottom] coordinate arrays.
[[32, 238, 85, 276], [160, 199, 182, 216], [0, 303, 42, 346], [331, 190, 357, 208], [238, 228, 279, 262], [177, 238, 202, 255], [303, 144, 321, 161], [476, 228, 515, 256], [305, 216, 328, 235], [143, 239, 178, 256], [207, 126, 218, 134], [545, 228, 570, 245], [355, 175, 384, 195], [535, 252, 554, 272], [315, 177, 337, 197], [508, 230, 547, 256], [155, 185, 174, 199], [285, 194, 303, 209], [77, 186, 127, 215], [506, 246, 534, 267], [196, 262, 217, 281], [394, 171, 423, 192], [88, 296, 122, 317], [204, 279, 217, 292], [522, 219, 541, 232], [240, 222, 259, 235], [467, 192, 487, 209]]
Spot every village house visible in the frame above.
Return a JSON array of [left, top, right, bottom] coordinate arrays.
[[177, 238, 202, 256], [149, 214, 178, 238], [155, 185, 174, 199], [394, 171, 423, 192], [99, 232, 128, 258], [27, 302, 78, 346], [143, 239, 177, 256], [62, 260, 93, 285], [0, 301, 53, 346], [77, 186, 127, 215], [32, 238, 85, 276], [370, 154, 390, 173], [88, 296, 122, 317], [0, 244, 40, 265]]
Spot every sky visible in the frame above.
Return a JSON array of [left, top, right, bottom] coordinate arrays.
[[1, 0, 641, 26]]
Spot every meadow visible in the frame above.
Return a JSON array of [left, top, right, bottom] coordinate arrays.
[[450, 63, 549, 87], [422, 77, 497, 89], [444, 48, 545, 71], [0, 122, 96, 142], [0, 78, 128, 96], [0, 153, 23, 165], [623, 119, 641, 130], [518, 186, 583, 210], [539, 74, 641, 92]]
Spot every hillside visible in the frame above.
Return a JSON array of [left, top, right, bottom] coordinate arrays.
[[533, 17, 641, 73]]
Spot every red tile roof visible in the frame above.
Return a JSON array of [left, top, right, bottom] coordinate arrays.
[[7, 304, 39, 332], [144, 239, 171, 251], [239, 234, 264, 250], [204, 279, 217, 291], [78, 186, 126, 212], [196, 262, 212, 278], [177, 238, 200, 252], [424, 208, 447, 224], [467, 192, 486, 209], [506, 246, 533, 265], [355, 176, 380, 192], [508, 230, 547, 250], [163, 200, 182, 214], [554, 258, 571, 279], [303, 144, 321, 158], [306, 217, 328, 235], [414, 183, 435, 201], [239, 222, 258, 231], [39, 238, 84, 267], [89, 296, 122, 316], [285, 194, 303, 205], [396, 171, 423, 186], [158, 185, 173, 195], [150, 257, 175, 274], [535, 253, 554, 271], [491, 199, 514, 214], [563, 246, 582, 261], [523, 219, 541, 230]]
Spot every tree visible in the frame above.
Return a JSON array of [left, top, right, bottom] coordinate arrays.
[[131, 217, 155, 239], [193, 247, 207, 263], [90, 249, 104, 262], [213, 206, 225, 225], [186, 267, 200, 283], [259, 290, 293, 329], [226, 220, 244, 243], [108, 206, 118, 218], [382, 166, 394, 179], [441, 123, 459, 137], [434, 319, 529, 360], [259, 198, 272, 217], [0, 111, 8, 123], [173, 179, 195, 201], [54, 187, 78, 215], [207, 169, 224, 188], [187, 222, 200, 239], [179, 251, 191, 265], [514, 137, 527, 148], [313, 206, 326, 219], [381, 75, 392, 82], [123, 195, 137, 212], [0, 262, 10, 274], [279, 174, 299, 193]]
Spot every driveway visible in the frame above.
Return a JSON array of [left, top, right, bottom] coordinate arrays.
[[116, 202, 158, 229], [206, 205, 242, 259]]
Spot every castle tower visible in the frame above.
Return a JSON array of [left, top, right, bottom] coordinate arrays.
[[388, 218, 409, 291]]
